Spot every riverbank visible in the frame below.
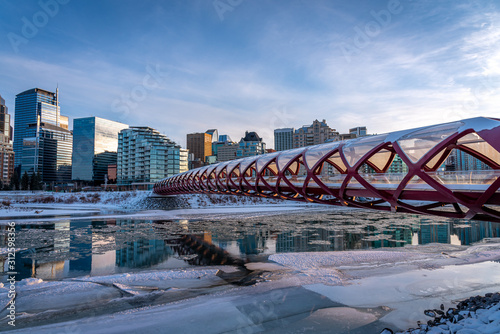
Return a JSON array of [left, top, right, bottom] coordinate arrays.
[[0, 191, 322, 221]]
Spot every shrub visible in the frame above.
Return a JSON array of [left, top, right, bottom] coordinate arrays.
[[39, 195, 56, 203], [63, 195, 77, 204]]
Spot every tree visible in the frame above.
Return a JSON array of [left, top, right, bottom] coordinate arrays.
[[9, 170, 19, 191], [21, 171, 30, 190], [36, 171, 43, 190], [29, 173, 36, 191], [29, 172, 43, 191]]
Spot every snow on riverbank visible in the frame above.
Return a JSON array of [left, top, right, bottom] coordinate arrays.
[[0, 191, 321, 221]]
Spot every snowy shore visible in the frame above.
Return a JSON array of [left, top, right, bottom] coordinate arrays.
[[0, 190, 322, 222]]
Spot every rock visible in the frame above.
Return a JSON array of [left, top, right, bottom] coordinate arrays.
[[424, 310, 436, 317]]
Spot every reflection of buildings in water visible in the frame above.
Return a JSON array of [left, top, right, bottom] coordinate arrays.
[[2, 219, 172, 280], [179, 220, 189, 231], [69, 220, 92, 274], [191, 228, 270, 256], [234, 229, 271, 255], [115, 219, 173, 268], [418, 221, 450, 245], [452, 221, 500, 245], [275, 224, 414, 252], [35, 260, 68, 278], [12, 220, 72, 280], [202, 231, 212, 244], [416, 219, 500, 246], [238, 235, 258, 254], [91, 221, 116, 276], [0, 221, 65, 280], [276, 228, 338, 253], [54, 221, 70, 251], [364, 226, 413, 249], [116, 239, 172, 268], [391, 226, 413, 245], [70, 220, 118, 276], [219, 240, 240, 258]]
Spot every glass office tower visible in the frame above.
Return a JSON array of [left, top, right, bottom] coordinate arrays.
[[14, 88, 73, 182], [22, 123, 73, 182], [14, 88, 62, 166], [72, 117, 128, 183]]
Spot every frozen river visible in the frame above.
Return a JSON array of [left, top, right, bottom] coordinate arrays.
[[1, 198, 500, 333], [2, 209, 499, 281]]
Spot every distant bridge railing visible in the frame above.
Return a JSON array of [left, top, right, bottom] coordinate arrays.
[[154, 117, 500, 222]]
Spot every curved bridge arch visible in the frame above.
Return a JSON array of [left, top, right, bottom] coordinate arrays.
[[154, 117, 500, 222]]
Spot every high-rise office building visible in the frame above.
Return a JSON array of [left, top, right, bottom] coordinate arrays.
[[217, 142, 239, 161], [0, 95, 14, 183], [72, 117, 128, 183], [14, 88, 59, 166], [186, 132, 212, 165], [14, 88, 73, 182], [218, 134, 232, 142], [21, 123, 73, 182], [236, 131, 266, 158], [349, 126, 367, 137], [445, 149, 491, 171], [117, 127, 188, 186], [212, 134, 232, 157], [274, 128, 294, 151], [293, 119, 339, 148], [0, 94, 12, 141], [205, 129, 218, 143]]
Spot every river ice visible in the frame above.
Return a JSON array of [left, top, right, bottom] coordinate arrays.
[[1, 192, 500, 333]]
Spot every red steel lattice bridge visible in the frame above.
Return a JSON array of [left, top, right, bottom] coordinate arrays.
[[153, 117, 500, 222]]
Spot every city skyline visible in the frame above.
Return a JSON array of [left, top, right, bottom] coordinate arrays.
[[1, 1, 499, 148]]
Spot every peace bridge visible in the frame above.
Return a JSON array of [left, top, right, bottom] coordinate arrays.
[[153, 117, 500, 222]]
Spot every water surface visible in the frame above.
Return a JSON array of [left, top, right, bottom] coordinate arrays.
[[1, 210, 499, 281]]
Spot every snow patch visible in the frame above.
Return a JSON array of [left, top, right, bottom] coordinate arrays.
[[18, 278, 43, 286]]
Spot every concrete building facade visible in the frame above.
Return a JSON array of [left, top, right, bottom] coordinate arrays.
[[0, 95, 14, 184], [236, 131, 266, 158], [274, 128, 294, 151], [293, 119, 338, 148]]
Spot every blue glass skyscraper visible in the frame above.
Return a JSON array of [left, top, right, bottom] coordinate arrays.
[[72, 117, 128, 183], [14, 88, 72, 182]]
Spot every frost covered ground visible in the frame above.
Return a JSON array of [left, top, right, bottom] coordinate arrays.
[[1, 191, 500, 333]]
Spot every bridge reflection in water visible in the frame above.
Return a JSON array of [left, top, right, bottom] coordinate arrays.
[[153, 117, 500, 222]]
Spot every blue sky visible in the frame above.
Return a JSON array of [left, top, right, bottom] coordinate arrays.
[[1, 0, 499, 148]]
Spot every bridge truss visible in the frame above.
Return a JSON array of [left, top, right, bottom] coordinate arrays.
[[154, 117, 500, 222]]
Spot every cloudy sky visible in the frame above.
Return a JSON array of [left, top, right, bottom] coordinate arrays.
[[1, 0, 499, 148]]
